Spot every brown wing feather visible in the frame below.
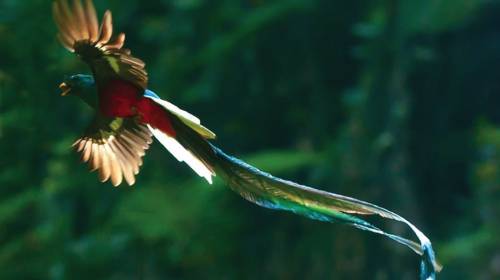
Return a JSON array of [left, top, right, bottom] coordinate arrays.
[[72, 118, 153, 186], [53, 0, 148, 89]]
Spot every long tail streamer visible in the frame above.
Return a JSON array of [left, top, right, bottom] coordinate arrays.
[[210, 144, 441, 279], [153, 98, 442, 279]]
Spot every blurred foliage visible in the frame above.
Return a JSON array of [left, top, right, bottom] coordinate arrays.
[[439, 122, 500, 279], [0, 0, 499, 279]]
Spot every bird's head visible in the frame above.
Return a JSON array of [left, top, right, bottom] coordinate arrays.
[[59, 74, 97, 108], [59, 74, 95, 97]]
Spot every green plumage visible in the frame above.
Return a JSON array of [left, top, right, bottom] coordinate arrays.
[[213, 146, 441, 279], [168, 112, 441, 280]]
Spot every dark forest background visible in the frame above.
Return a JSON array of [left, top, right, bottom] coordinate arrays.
[[1, 0, 499, 279]]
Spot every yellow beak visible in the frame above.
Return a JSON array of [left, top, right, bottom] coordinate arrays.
[[59, 82, 71, 96]]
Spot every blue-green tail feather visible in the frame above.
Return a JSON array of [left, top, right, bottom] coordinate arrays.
[[209, 144, 441, 279], [169, 112, 441, 278]]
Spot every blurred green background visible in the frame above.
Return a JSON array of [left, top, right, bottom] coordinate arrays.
[[1, 0, 499, 279]]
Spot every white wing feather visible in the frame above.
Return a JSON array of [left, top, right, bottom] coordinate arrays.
[[145, 95, 216, 139], [144, 94, 216, 183], [148, 125, 214, 184]]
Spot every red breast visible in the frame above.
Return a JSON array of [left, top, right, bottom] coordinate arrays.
[[98, 79, 176, 136]]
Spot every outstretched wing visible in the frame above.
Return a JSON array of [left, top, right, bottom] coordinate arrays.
[[72, 117, 153, 186], [53, 0, 147, 89]]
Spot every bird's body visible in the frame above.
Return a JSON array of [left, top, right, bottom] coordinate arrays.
[[53, 1, 440, 279], [97, 79, 177, 136], [98, 79, 140, 118]]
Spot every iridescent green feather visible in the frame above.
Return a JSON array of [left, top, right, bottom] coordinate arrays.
[[210, 144, 441, 280], [166, 109, 442, 280]]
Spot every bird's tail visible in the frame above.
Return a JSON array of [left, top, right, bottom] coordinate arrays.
[[157, 109, 442, 279], [210, 145, 441, 279]]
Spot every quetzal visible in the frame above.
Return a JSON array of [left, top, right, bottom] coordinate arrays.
[[53, 0, 441, 278]]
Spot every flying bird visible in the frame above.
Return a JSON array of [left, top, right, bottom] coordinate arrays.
[[53, 1, 440, 278]]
